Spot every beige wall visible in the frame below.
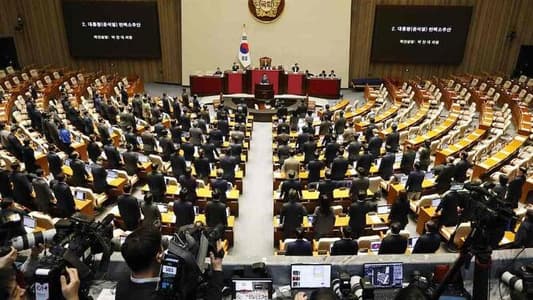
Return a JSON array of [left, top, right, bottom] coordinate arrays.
[[181, 0, 352, 87]]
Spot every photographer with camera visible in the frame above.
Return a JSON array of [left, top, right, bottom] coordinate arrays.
[[117, 225, 224, 300]]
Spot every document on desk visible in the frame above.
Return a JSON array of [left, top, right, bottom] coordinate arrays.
[[96, 289, 115, 300], [370, 215, 383, 224]]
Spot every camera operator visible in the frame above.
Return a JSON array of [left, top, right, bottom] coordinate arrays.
[[116, 225, 224, 300], [0, 198, 26, 243]]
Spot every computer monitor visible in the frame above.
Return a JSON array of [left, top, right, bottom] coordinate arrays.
[[377, 205, 391, 214], [370, 241, 381, 252], [23, 215, 36, 229], [232, 278, 273, 300], [64, 159, 72, 167], [138, 155, 148, 163], [409, 237, 419, 248], [107, 170, 118, 178], [157, 204, 168, 213], [400, 175, 408, 185], [450, 183, 464, 191], [75, 191, 85, 200], [290, 264, 331, 289], [432, 199, 441, 207], [425, 172, 434, 180], [363, 262, 403, 288]]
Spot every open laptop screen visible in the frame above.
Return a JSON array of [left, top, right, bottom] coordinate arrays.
[[232, 278, 272, 300], [290, 264, 331, 289], [363, 262, 403, 288]]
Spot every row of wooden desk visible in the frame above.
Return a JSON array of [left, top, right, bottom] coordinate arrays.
[[190, 71, 341, 98]]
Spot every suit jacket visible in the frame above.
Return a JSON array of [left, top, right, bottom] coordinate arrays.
[[158, 136, 175, 161], [389, 199, 410, 228], [47, 151, 63, 176], [296, 132, 310, 150], [330, 239, 358, 256], [123, 151, 140, 176], [104, 145, 122, 169], [357, 153, 373, 175], [368, 136, 383, 158], [170, 153, 187, 178], [87, 142, 102, 162], [307, 160, 324, 184], [506, 175, 526, 207], [202, 143, 218, 163], [91, 164, 108, 193], [11, 174, 33, 206], [147, 171, 166, 197], [454, 159, 471, 182], [280, 202, 307, 237], [32, 177, 53, 213], [189, 127, 203, 145], [22, 146, 37, 173], [220, 155, 237, 181], [400, 150, 416, 174], [386, 131, 400, 152], [324, 142, 340, 164], [378, 234, 408, 254], [347, 141, 362, 162], [318, 179, 335, 199], [348, 200, 370, 237], [280, 179, 302, 201], [406, 170, 425, 192], [141, 132, 156, 153], [334, 117, 346, 135], [97, 124, 111, 145], [211, 178, 229, 195], [285, 239, 313, 256], [318, 121, 332, 136], [281, 157, 299, 178], [412, 233, 441, 254], [302, 141, 317, 163], [418, 147, 431, 170], [205, 200, 227, 228], [173, 200, 195, 229], [70, 159, 88, 186], [141, 203, 161, 227], [364, 124, 376, 142], [378, 153, 395, 180], [313, 207, 335, 238], [194, 157, 210, 178], [117, 194, 141, 231], [181, 142, 195, 161], [437, 191, 459, 227], [52, 181, 75, 218], [436, 163, 455, 190], [331, 156, 349, 180], [350, 177, 369, 201]]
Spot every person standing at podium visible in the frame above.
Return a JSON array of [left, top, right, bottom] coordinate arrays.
[[230, 62, 239, 72], [261, 73, 269, 84], [291, 63, 300, 72]]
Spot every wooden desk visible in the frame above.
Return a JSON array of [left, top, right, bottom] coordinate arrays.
[[61, 165, 127, 191], [328, 99, 349, 111], [354, 104, 401, 131], [434, 129, 486, 165], [345, 100, 375, 120], [387, 179, 435, 204], [75, 199, 94, 216], [471, 135, 527, 179], [416, 206, 437, 234]]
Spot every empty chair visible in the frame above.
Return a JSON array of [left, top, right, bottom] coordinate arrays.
[[440, 222, 471, 249]]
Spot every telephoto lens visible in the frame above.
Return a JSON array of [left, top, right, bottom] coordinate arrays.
[[9, 229, 57, 251]]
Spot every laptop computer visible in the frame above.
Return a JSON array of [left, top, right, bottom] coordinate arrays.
[[107, 170, 118, 179], [75, 191, 85, 200], [138, 155, 149, 163], [377, 205, 391, 214], [157, 204, 168, 213], [364, 263, 403, 299], [64, 159, 72, 167], [432, 198, 441, 207], [232, 278, 273, 300], [370, 241, 381, 253], [425, 172, 435, 180], [290, 264, 331, 289]]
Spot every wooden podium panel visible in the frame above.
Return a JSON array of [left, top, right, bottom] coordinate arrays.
[[287, 73, 305, 95], [224, 71, 244, 94], [190, 75, 222, 96], [251, 69, 280, 93], [306, 78, 341, 99]]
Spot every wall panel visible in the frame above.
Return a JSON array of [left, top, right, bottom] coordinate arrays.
[[0, 0, 181, 83]]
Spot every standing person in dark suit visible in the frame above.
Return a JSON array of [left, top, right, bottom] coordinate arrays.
[[312, 195, 335, 239], [386, 124, 400, 153], [172, 96, 182, 120], [348, 198, 371, 239], [302, 137, 317, 164], [96, 120, 111, 146], [146, 165, 166, 203], [331, 152, 349, 181], [21, 139, 38, 174], [91, 158, 109, 194], [46, 145, 63, 177], [378, 222, 408, 254], [378, 149, 395, 180], [454, 151, 471, 183], [324, 138, 340, 165], [296, 130, 310, 152], [334, 111, 346, 136], [117, 184, 141, 231], [69, 152, 89, 187], [202, 141, 219, 163], [141, 130, 157, 155], [87, 135, 102, 163], [367, 131, 383, 159], [406, 162, 425, 201], [357, 148, 373, 175], [32, 169, 54, 213], [193, 150, 210, 182], [7, 128, 24, 160], [412, 220, 441, 254], [388, 193, 410, 229], [317, 172, 335, 200], [364, 117, 376, 142], [181, 140, 195, 162], [435, 157, 455, 194], [307, 157, 324, 184], [436, 189, 460, 227], [158, 130, 175, 162], [219, 149, 237, 183], [400, 144, 416, 174], [52, 173, 75, 218], [418, 140, 431, 171], [141, 193, 161, 228], [347, 134, 362, 164], [506, 167, 527, 209], [211, 170, 229, 198], [280, 190, 307, 239], [285, 227, 312, 256], [330, 227, 358, 255], [205, 191, 228, 229], [350, 170, 369, 201], [280, 171, 302, 201], [173, 195, 195, 230], [492, 174, 508, 201], [170, 151, 187, 179], [178, 167, 197, 204], [123, 145, 141, 177], [104, 142, 123, 169]]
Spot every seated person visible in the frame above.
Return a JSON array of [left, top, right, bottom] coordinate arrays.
[[285, 227, 312, 256], [117, 225, 224, 300], [330, 227, 358, 255], [412, 220, 441, 254], [318, 70, 327, 78], [378, 222, 408, 254], [260, 74, 269, 84], [328, 70, 336, 78]]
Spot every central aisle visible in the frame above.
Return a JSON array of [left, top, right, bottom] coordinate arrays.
[[231, 122, 274, 257]]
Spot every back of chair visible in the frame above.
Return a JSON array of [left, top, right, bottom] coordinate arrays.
[[357, 235, 380, 250], [317, 238, 340, 252], [368, 177, 382, 194], [453, 222, 472, 247]]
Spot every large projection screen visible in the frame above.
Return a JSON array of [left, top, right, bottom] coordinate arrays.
[[181, 0, 351, 87], [371, 5, 473, 64]]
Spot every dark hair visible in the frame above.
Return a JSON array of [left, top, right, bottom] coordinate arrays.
[[295, 227, 305, 239], [498, 174, 509, 186], [341, 226, 352, 238], [318, 195, 332, 215], [35, 169, 44, 177], [56, 173, 66, 182], [121, 226, 162, 273], [426, 220, 438, 234], [414, 161, 421, 170], [310, 288, 337, 300], [390, 222, 402, 234]]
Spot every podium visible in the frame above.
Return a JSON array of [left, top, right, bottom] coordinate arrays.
[[255, 83, 274, 100]]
